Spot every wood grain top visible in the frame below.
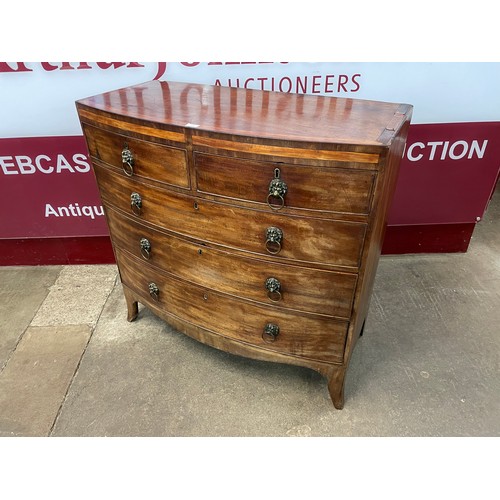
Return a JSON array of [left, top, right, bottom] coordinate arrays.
[[76, 80, 412, 146]]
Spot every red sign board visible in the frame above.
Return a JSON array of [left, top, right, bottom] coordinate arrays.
[[0, 136, 107, 238], [389, 122, 500, 226]]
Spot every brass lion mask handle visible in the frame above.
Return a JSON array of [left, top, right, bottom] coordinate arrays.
[[121, 144, 134, 176], [140, 238, 151, 259], [265, 277, 282, 302], [262, 323, 280, 343], [130, 192, 142, 216], [265, 226, 283, 255], [267, 168, 287, 210], [148, 282, 159, 301]]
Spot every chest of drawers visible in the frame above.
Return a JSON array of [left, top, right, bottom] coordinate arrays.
[[76, 81, 412, 409]]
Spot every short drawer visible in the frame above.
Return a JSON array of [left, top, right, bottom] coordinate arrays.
[[116, 248, 348, 364], [94, 163, 366, 269], [194, 152, 376, 215], [106, 207, 357, 319], [82, 123, 189, 188]]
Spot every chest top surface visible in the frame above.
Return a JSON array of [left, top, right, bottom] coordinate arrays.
[[76, 80, 411, 146]]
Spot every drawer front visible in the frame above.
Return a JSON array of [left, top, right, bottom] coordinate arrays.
[[116, 248, 347, 363], [94, 163, 366, 269], [194, 152, 376, 215], [106, 207, 357, 319], [82, 123, 189, 188]]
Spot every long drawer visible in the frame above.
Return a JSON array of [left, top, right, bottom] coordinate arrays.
[[94, 162, 367, 269], [115, 248, 348, 363], [194, 152, 376, 215], [82, 123, 190, 189], [105, 207, 357, 319]]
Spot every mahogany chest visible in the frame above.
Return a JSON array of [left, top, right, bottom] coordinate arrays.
[[76, 81, 412, 408]]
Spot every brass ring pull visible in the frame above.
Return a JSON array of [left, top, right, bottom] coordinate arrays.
[[265, 226, 283, 255], [122, 145, 134, 176], [265, 277, 282, 302], [267, 168, 287, 211], [148, 282, 159, 301], [267, 192, 285, 211], [130, 192, 142, 216], [140, 238, 151, 260], [262, 323, 280, 343]]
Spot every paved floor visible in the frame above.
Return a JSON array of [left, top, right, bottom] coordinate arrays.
[[1, 186, 499, 437]]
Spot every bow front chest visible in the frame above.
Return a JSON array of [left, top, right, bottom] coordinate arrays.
[[76, 81, 412, 409]]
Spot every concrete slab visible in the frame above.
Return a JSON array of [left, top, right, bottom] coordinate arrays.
[[0, 324, 92, 436], [31, 265, 118, 327], [0, 266, 61, 369], [52, 264, 500, 436]]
